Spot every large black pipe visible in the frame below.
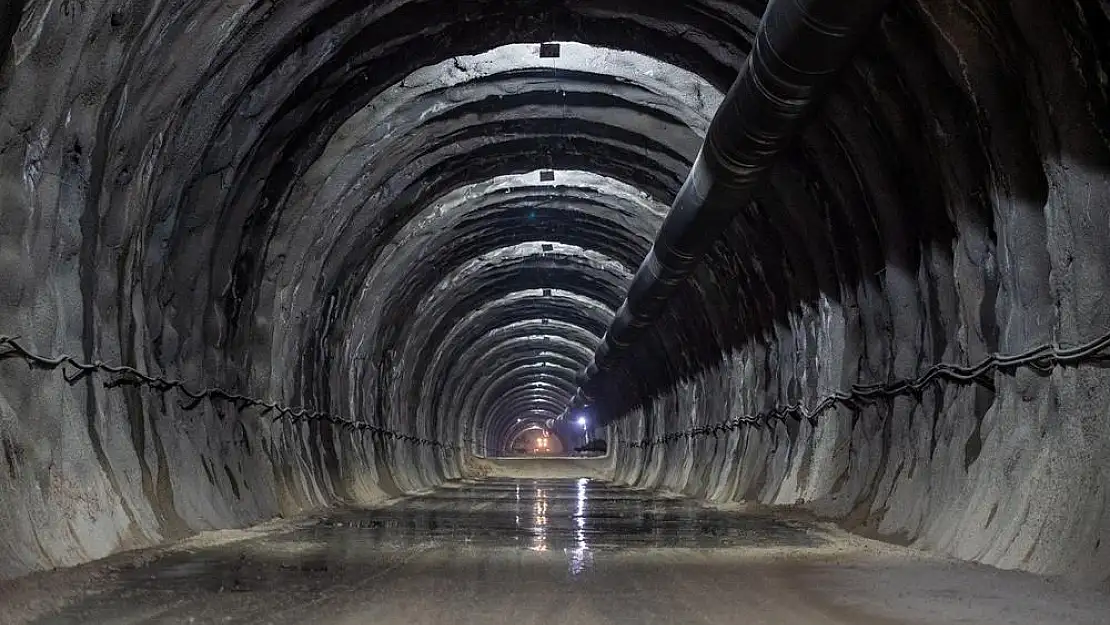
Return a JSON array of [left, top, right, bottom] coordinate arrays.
[[563, 0, 894, 420]]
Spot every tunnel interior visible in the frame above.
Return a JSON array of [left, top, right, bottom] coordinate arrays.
[[0, 0, 1109, 588]]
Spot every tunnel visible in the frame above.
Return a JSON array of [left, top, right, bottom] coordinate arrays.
[[1, 0, 1110, 622]]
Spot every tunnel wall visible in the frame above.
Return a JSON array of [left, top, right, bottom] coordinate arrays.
[[611, 0, 1110, 583], [613, 315, 1110, 583], [0, 0, 470, 580], [0, 325, 425, 581], [0, 0, 730, 579]]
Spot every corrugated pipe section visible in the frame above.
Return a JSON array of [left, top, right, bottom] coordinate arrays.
[[562, 0, 894, 422]]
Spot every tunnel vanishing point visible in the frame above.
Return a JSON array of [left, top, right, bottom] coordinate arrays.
[[1, 0, 1110, 603]]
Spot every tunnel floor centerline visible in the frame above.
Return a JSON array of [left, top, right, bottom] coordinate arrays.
[[12, 478, 1110, 625]]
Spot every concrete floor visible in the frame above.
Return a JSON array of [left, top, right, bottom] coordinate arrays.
[[8, 477, 1110, 624]]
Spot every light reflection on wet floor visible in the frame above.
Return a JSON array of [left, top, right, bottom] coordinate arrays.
[[26, 478, 1110, 625], [310, 478, 818, 555], [33, 478, 823, 623]]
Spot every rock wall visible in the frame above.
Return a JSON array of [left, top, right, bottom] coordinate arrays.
[[610, 0, 1110, 583], [0, 0, 458, 579]]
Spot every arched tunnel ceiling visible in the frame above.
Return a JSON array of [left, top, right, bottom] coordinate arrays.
[[189, 34, 729, 452], [6, 0, 1103, 460], [45, 0, 763, 455], [113, 17, 726, 451], [65, 0, 877, 442]]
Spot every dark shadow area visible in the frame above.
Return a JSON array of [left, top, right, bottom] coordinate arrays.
[[587, 0, 1110, 419]]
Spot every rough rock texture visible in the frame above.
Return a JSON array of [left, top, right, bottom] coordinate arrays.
[[609, 0, 1110, 584], [1, 0, 1108, 587]]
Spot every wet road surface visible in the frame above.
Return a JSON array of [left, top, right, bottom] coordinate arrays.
[[18, 478, 1110, 624]]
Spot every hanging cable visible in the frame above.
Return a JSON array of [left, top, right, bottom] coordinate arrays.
[[0, 336, 457, 452], [630, 329, 1110, 449]]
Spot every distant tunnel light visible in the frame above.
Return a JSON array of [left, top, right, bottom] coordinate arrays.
[[533, 432, 551, 453], [577, 415, 587, 429]]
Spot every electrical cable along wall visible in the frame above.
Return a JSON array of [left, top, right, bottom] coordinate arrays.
[[629, 329, 1110, 448], [0, 337, 454, 448]]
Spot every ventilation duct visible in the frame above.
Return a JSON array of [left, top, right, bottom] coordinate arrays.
[[564, 0, 895, 419]]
